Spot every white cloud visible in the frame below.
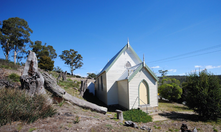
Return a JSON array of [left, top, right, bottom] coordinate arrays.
[[205, 65, 221, 69], [194, 65, 201, 68], [151, 66, 160, 69], [168, 69, 177, 72]]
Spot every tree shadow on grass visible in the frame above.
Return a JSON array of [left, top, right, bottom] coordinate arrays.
[[158, 111, 200, 122]]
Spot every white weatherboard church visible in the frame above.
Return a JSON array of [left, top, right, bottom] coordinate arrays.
[[95, 41, 158, 112]]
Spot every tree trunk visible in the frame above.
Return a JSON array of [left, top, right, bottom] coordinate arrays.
[[80, 80, 88, 96], [5, 54, 9, 60], [42, 72, 107, 114], [116, 110, 124, 121], [62, 71, 67, 81], [20, 51, 50, 98], [57, 72, 62, 83], [14, 51, 17, 64], [5, 40, 9, 60]]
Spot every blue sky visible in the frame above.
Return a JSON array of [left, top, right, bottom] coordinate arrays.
[[1, 0, 221, 77]]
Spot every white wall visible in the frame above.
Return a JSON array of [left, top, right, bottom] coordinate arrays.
[[87, 82, 95, 95], [129, 68, 158, 109], [95, 73, 107, 104], [107, 48, 141, 105], [117, 80, 129, 109]]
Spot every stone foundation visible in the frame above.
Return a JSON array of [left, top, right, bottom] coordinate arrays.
[[138, 106, 158, 114]]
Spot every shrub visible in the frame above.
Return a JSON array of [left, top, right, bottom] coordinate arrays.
[[0, 88, 56, 126], [0, 58, 20, 70], [38, 56, 54, 71], [123, 109, 152, 123], [8, 73, 20, 82], [53, 66, 63, 73], [183, 70, 221, 120], [158, 77, 182, 101]]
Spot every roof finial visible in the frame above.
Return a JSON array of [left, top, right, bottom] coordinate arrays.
[[143, 54, 145, 65], [127, 38, 129, 47]]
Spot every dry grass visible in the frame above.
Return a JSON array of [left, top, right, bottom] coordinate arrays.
[[158, 100, 193, 112]]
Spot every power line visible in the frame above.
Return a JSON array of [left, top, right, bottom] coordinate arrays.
[[147, 44, 221, 63], [148, 49, 221, 64]]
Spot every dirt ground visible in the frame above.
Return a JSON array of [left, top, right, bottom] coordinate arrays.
[[1, 101, 221, 132]]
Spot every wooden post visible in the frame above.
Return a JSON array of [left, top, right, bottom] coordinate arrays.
[[116, 109, 124, 121]]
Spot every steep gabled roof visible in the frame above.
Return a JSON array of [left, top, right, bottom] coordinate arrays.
[[128, 63, 159, 82], [97, 43, 141, 76], [97, 43, 158, 81]]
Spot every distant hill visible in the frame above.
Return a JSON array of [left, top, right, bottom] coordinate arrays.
[[158, 75, 221, 84]]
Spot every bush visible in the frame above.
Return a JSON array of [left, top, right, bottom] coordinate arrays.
[[123, 109, 152, 123], [0, 58, 20, 70], [38, 56, 54, 71], [0, 88, 56, 126], [53, 66, 63, 73], [158, 77, 182, 101], [183, 70, 221, 120], [8, 73, 20, 82]]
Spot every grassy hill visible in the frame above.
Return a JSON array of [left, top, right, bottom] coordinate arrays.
[[1, 59, 221, 132]]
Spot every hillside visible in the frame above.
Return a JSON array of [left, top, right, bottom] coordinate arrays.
[[0, 61, 221, 131]]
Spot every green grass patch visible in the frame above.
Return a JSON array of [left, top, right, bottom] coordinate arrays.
[[0, 58, 20, 70], [28, 127, 37, 132], [105, 124, 113, 129], [8, 73, 20, 82], [58, 79, 82, 98], [58, 79, 80, 90], [154, 125, 161, 129], [0, 88, 56, 126], [123, 109, 152, 123]]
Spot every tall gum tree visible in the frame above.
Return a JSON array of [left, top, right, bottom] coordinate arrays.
[[30, 40, 57, 60], [59, 49, 83, 75], [0, 17, 33, 63]]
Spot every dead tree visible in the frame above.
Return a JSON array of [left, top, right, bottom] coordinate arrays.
[[62, 71, 67, 81], [42, 72, 107, 114], [80, 79, 88, 96], [57, 72, 62, 83], [20, 50, 51, 105]]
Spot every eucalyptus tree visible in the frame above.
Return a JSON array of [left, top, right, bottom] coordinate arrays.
[[59, 49, 83, 75], [0, 17, 33, 63], [30, 40, 57, 60]]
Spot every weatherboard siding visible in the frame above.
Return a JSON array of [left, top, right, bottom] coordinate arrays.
[[117, 80, 129, 109], [106, 48, 141, 105], [95, 73, 107, 104], [129, 68, 158, 109]]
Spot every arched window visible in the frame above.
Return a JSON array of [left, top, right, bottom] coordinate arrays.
[[125, 61, 131, 68]]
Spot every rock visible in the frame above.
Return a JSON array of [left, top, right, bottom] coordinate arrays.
[[125, 121, 138, 129], [64, 112, 73, 116], [140, 125, 152, 131], [193, 127, 197, 132], [180, 124, 192, 132]]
